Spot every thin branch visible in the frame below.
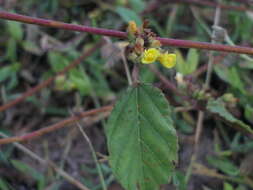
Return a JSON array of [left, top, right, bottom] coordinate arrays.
[[0, 41, 104, 113], [75, 121, 107, 190], [195, 0, 222, 151], [197, 0, 221, 149], [0, 11, 253, 55], [0, 105, 113, 145]]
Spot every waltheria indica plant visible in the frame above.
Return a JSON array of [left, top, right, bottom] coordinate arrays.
[[105, 21, 179, 190], [127, 20, 177, 69]]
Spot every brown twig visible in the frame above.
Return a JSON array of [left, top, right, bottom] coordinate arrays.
[[0, 41, 104, 113], [0, 105, 113, 145], [0, 11, 253, 54]]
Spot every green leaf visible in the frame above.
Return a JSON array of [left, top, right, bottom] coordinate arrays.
[[68, 66, 92, 96], [129, 0, 145, 13], [6, 38, 17, 61], [106, 83, 178, 190], [207, 98, 253, 134], [172, 171, 187, 190], [224, 182, 234, 190], [0, 178, 11, 190], [175, 50, 186, 74], [11, 159, 45, 190], [7, 21, 24, 41], [48, 52, 69, 72], [0, 63, 20, 82], [186, 49, 199, 74], [22, 40, 42, 55], [244, 105, 253, 123], [214, 65, 245, 94], [175, 49, 199, 75], [207, 156, 239, 176], [115, 7, 142, 26]]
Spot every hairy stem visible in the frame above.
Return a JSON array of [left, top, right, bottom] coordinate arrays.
[[0, 11, 253, 54]]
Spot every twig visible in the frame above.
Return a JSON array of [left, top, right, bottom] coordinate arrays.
[[0, 132, 91, 190], [195, 0, 222, 151], [75, 121, 107, 190], [0, 11, 253, 54], [121, 52, 133, 86], [0, 41, 104, 113], [190, 53, 227, 78], [148, 65, 179, 95], [0, 105, 113, 145], [186, 2, 223, 185]]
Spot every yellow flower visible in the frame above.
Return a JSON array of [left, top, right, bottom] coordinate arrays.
[[141, 48, 160, 64], [158, 53, 176, 68]]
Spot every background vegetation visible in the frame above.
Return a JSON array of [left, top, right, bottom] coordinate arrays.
[[0, 0, 253, 189]]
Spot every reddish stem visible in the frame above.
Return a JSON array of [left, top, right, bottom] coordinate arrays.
[[0, 41, 104, 113], [0, 11, 253, 55], [0, 105, 113, 145]]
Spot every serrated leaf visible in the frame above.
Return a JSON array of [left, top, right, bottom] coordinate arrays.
[[115, 7, 142, 25], [106, 83, 178, 190], [207, 99, 253, 134]]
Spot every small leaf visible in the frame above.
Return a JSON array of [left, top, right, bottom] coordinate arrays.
[[11, 159, 46, 190], [48, 52, 69, 72], [6, 38, 17, 61], [0, 178, 10, 190], [207, 156, 239, 176], [175, 50, 185, 73], [68, 66, 92, 96], [214, 65, 245, 94], [185, 49, 199, 74], [224, 182, 234, 190], [129, 0, 145, 13], [115, 7, 142, 25], [22, 41, 42, 55], [175, 49, 199, 75], [244, 105, 253, 124], [0, 63, 20, 82], [7, 21, 24, 41], [207, 98, 253, 134], [106, 83, 178, 190]]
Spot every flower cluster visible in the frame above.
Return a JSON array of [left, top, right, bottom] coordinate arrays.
[[142, 48, 176, 68], [126, 21, 176, 69]]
